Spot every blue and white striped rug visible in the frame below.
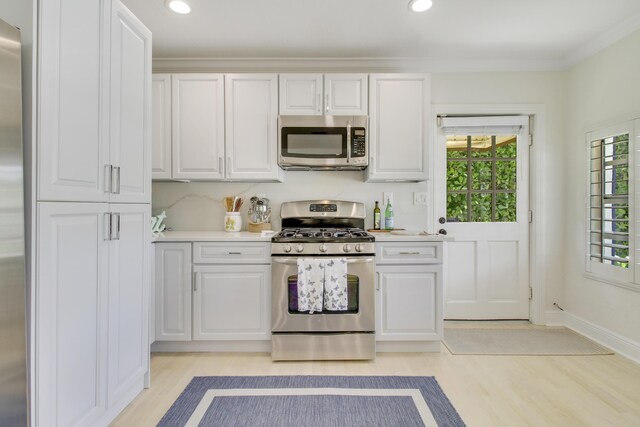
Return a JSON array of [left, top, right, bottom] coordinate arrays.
[[158, 376, 465, 427]]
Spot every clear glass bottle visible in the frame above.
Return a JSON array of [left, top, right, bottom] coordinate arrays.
[[385, 200, 394, 230], [373, 201, 381, 230]]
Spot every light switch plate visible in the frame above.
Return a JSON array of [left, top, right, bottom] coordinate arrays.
[[413, 191, 428, 205]]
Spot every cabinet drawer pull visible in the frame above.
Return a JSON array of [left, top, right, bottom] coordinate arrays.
[[398, 251, 421, 255]]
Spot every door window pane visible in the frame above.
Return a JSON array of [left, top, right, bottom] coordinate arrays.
[[446, 134, 518, 222], [447, 161, 468, 191], [471, 193, 492, 222]]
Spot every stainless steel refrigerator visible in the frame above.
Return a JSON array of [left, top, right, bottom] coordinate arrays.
[[0, 17, 28, 426]]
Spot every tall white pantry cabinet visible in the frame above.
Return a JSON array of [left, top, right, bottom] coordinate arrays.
[[35, 1, 152, 426]]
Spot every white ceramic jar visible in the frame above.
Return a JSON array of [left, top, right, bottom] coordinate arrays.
[[224, 212, 242, 232]]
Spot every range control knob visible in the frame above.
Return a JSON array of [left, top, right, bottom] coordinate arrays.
[[295, 244, 304, 253], [283, 244, 292, 253], [355, 244, 363, 253], [319, 243, 328, 253], [343, 244, 352, 253]]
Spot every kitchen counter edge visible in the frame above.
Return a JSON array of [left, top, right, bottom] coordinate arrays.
[[152, 231, 273, 242]]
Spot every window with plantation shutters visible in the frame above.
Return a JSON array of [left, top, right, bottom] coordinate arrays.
[[585, 119, 640, 289], [589, 132, 630, 268]]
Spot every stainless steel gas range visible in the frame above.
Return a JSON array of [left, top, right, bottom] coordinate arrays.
[[271, 200, 376, 361]]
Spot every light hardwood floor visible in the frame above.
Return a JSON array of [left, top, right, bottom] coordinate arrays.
[[113, 336, 640, 426]]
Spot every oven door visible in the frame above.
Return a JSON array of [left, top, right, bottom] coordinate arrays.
[[271, 256, 375, 332]]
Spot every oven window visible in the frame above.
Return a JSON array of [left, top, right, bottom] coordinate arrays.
[[287, 274, 359, 314], [281, 127, 347, 158]]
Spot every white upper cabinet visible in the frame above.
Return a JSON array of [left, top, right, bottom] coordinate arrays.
[[38, 0, 110, 202], [110, 2, 152, 203], [38, 0, 151, 202], [151, 75, 172, 179], [279, 73, 368, 116], [325, 74, 368, 115], [171, 74, 225, 180], [279, 74, 323, 115], [366, 74, 430, 182], [225, 74, 283, 182]]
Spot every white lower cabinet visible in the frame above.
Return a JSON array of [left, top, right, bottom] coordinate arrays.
[[153, 241, 271, 349], [193, 265, 271, 341], [375, 241, 443, 348], [107, 204, 151, 407], [376, 265, 440, 341], [37, 202, 150, 427], [155, 243, 192, 341]]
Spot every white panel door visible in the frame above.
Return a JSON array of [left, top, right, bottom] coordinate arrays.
[[172, 74, 225, 180], [109, 3, 152, 203], [225, 74, 282, 181], [325, 74, 368, 115], [36, 202, 109, 427], [366, 74, 430, 182], [38, 0, 110, 202], [107, 204, 150, 407], [152, 74, 172, 179], [375, 265, 440, 341], [279, 74, 323, 115], [435, 116, 530, 319], [154, 243, 193, 341], [193, 265, 271, 341]]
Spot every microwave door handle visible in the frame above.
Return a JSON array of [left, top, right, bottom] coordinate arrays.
[[346, 121, 351, 163]]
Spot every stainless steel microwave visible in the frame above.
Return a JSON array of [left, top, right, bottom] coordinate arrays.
[[278, 115, 368, 170]]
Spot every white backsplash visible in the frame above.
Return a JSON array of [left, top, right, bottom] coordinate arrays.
[[152, 171, 433, 232]]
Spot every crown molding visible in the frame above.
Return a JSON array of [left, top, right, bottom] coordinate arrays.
[[563, 9, 640, 68], [152, 56, 564, 74]]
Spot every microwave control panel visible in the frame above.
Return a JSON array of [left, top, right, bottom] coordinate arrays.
[[351, 128, 366, 158]]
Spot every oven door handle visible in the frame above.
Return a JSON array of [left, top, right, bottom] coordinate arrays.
[[272, 257, 374, 265]]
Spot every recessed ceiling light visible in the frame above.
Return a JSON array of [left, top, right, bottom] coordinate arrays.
[[166, 0, 191, 14], [408, 0, 433, 12]]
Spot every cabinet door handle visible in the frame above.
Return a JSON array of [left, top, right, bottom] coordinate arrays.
[[218, 157, 223, 175], [104, 165, 113, 193], [346, 121, 351, 163], [227, 156, 232, 175], [112, 166, 121, 194], [193, 272, 197, 291], [111, 213, 120, 240], [325, 94, 329, 112], [104, 213, 112, 241], [317, 93, 321, 113], [376, 272, 380, 291]]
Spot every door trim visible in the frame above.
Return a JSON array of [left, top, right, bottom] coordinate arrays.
[[431, 104, 547, 325]]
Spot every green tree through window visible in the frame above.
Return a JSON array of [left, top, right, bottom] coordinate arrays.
[[446, 135, 517, 222]]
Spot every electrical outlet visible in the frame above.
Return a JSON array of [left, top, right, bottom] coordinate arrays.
[[413, 191, 428, 205], [383, 192, 393, 207]]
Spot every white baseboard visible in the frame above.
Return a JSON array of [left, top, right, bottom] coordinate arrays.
[[563, 312, 640, 364], [544, 310, 566, 326]]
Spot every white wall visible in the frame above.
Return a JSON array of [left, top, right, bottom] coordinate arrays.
[[565, 29, 640, 347], [152, 69, 567, 317]]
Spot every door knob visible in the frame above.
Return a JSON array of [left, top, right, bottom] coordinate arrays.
[[439, 217, 446, 224], [438, 229, 447, 235]]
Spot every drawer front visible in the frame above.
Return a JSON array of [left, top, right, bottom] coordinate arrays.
[[376, 242, 442, 264], [194, 242, 270, 264]]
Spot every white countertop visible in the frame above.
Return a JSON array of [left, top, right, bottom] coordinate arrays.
[[153, 231, 273, 242], [370, 232, 452, 242], [153, 230, 451, 243]]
